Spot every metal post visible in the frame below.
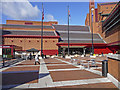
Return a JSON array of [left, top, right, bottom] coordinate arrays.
[[68, 5, 70, 56], [1, 23, 5, 67], [41, 3, 44, 58], [91, 8, 94, 55]]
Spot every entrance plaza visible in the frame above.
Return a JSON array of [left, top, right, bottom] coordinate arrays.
[[1, 56, 118, 89], [1, 1, 120, 89]]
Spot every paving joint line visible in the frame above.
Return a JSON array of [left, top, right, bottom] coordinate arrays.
[[1, 59, 26, 71], [55, 58, 102, 76]]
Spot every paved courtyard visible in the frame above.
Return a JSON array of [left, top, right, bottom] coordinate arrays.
[[1, 56, 118, 89]]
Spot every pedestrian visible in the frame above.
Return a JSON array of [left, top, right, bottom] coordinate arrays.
[[29, 53, 32, 60], [35, 53, 40, 65], [101, 52, 104, 56]]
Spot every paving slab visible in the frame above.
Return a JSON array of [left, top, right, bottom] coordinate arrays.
[[56, 82, 117, 88], [2, 72, 39, 86], [46, 64, 68, 66], [50, 70, 103, 82], [3, 66, 39, 72], [38, 59, 53, 88], [16, 60, 38, 66], [47, 65, 78, 70], [94, 69, 102, 72]]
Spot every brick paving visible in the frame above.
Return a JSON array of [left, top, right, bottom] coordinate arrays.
[[1, 56, 118, 89], [56, 82, 117, 88], [94, 69, 102, 72], [47, 65, 78, 70], [3, 66, 39, 72], [2, 72, 39, 85], [16, 60, 37, 65], [50, 70, 103, 82], [2, 59, 40, 89]]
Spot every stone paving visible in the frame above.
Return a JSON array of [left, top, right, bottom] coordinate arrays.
[[1, 56, 118, 89]]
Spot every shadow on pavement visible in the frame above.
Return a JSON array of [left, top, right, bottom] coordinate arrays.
[[2, 72, 49, 89]]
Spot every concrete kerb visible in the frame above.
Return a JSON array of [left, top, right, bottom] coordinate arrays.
[[38, 59, 54, 88]]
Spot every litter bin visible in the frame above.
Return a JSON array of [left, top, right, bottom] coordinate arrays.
[[102, 60, 108, 77]]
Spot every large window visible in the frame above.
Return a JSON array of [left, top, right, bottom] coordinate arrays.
[[3, 48, 11, 55]]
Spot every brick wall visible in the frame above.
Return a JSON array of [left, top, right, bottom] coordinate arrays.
[[6, 20, 58, 26], [4, 37, 58, 51], [108, 58, 120, 82], [85, 2, 117, 34]]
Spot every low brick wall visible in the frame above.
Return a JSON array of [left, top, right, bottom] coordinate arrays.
[[108, 55, 120, 82]]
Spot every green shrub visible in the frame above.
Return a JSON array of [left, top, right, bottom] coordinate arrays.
[[7, 55, 13, 58]]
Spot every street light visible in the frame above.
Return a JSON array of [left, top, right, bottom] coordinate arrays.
[[91, 8, 94, 55]]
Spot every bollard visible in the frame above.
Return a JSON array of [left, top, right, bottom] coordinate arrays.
[[102, 60, 108, 77]]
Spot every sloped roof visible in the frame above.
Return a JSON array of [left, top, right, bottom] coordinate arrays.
[[98, 2, 118, 5], [55, 25, 105, 44], [58, 32, 105, 44], [59, 40, 105, 44], [2, 30, 56, 36], [53, 25, 90, 32], [1, 24, 53, 29]]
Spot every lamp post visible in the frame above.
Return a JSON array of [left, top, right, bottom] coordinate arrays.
[[91, 8, 94, 55]]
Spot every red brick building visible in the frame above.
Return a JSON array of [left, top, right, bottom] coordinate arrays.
[[85, 1, 120, 54], [1, 20, 59, 56], [1, 1, 120, 57]]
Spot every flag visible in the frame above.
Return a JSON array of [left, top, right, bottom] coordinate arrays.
[[68, 9, 71, 17], [42, 4, 44, 20]]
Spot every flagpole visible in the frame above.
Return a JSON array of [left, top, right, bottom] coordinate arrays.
[[41, 3, 43, 58], [68, 5, 70, 56]]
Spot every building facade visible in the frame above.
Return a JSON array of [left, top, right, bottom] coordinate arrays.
[[1, 20, 59, 56], [54, 25, 112, 55], [85, 0, 117, 33], [85, 1, 120, 53], [1, 1, 120, 57]]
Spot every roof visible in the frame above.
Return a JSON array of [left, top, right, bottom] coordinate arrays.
[[54, 25, 105, 44], [59, 40, 105, 44], [2, 30, 56, 36], [53, 25, 90, 32], [58, 32, 105, 44], [98, 2, 118, 5], [1, 24, 53, 29]]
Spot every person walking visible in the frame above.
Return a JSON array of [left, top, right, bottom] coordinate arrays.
[[29, 53, 32, 60], [35, 53, 40, 65]]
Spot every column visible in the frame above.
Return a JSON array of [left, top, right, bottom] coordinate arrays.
[[83, 48, 86, 56], [62, 48, 66, 58]]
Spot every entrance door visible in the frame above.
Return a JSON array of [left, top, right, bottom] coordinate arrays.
[[65, 48, 83, 55]]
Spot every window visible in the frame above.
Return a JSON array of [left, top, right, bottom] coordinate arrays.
[[91, 2, 94, 5], [3, 48, 11, 55]]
